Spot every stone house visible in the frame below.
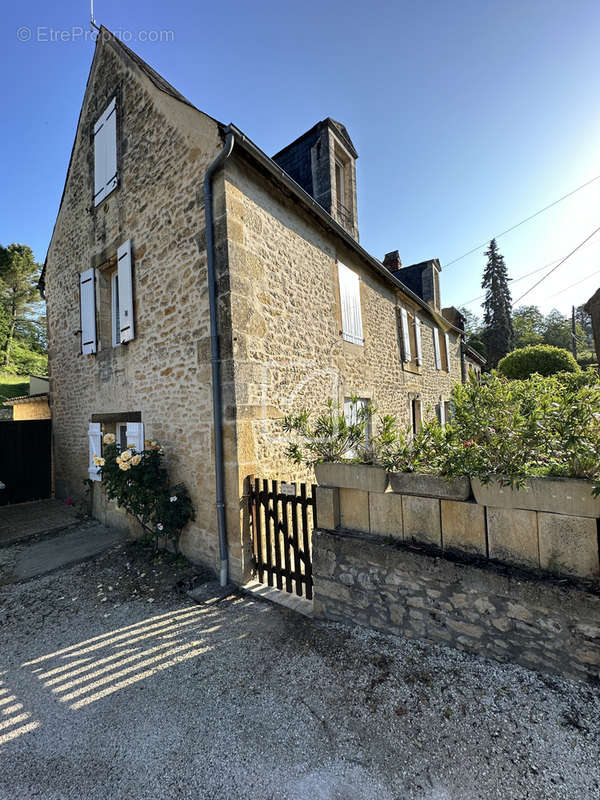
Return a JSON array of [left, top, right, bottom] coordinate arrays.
[[42, 28, 470, 583]]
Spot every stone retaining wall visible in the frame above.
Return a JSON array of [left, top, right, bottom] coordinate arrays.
[[316, 486, 600, 579], [313, 528, 600, 682]]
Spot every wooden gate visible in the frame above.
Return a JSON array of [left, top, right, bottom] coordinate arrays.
[[248, 477, 317, 600], [0, 420, 52, 505]]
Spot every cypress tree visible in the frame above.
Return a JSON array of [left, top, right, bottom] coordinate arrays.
[[481, 238, 513, 369]]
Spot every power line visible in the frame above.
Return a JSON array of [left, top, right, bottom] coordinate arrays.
[[458, 236, 600, 308], [442, 173, 600, 269], [512, 224, 600, 306], [546, 267, 600, 300], [460, 258, 559, 306]]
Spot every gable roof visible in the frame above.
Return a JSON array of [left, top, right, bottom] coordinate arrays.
[[40, 26, 224, 293], [41, 29, 461, 337]]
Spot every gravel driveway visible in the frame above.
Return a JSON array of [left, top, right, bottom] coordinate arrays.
[[1, 539, 599, 800]]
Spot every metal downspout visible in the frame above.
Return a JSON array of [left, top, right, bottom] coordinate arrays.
[[203, 132, 235, 586]]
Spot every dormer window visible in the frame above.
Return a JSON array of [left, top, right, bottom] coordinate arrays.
[[93, 97, 118, 206]]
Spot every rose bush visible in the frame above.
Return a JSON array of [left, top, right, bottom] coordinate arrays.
[[97, 435, 195, 552]]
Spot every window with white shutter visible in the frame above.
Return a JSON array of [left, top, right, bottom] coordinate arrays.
[[93, 97, 118, 206], [433, 327, 442, 370], [126, 422, 145, 452], [438, 398, 446, 428], [415, 317, 423, 365], [400, 307, 411, 362], [444, 332, 451, 373], [117, 239, 135, 343], [338, 262, 364, 345], [88, 422, 102, 481], [79, 268, 97, 355]]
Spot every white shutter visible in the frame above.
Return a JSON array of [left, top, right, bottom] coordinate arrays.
[[126, 422, 145, 452], [433, 327, 442, 370], [117, 239, 135, 343], [400, 308, 411, 362], [444, 332, 451, 373], [415, 316, 423, 365], [79, 268, 97, 355], [439, 398, 446, 428], [338, 262, 364, 345], [93, 98, 117, 206], [88, 422, 102, 481]]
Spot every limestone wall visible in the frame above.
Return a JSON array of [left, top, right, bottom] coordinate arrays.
[[44, 35, 227, 571], [313, 528, 600, 682], [313, 480, 600, 681], [224, 157, 462, 490], [10, 398, 51, 421]]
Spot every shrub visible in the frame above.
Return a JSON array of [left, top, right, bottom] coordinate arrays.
[[98, 435, 195, 552], [282, 397, 396, 467], [498, 344, 580, 379]]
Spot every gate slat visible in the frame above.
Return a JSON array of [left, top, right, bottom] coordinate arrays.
[[271, 480, 283, 590], [281, 493, 293, 593], [252, 478, 264, 583], [290, 492, 302, 596], [301, 483, 313, 600], [262, 478, 273, 587]]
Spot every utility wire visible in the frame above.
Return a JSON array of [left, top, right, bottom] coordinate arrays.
[[545, 267, 600, 300], [460, 259, 559, 306], [442, 173, 600, 269], [512, 225, 600, 306], [458, 236, 600, 307]]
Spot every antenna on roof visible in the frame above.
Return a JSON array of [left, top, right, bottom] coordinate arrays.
[[90, 0, 99, 30]]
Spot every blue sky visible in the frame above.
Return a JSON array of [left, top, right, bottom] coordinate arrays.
[[2, 0, 599, 317]]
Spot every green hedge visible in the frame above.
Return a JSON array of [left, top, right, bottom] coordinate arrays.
[[498, 344, 580, 379]]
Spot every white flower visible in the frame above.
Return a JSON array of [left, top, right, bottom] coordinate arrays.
[[103, 433, 116, 445], [157, 523, 164, 531], [169, 495, 178, 503]]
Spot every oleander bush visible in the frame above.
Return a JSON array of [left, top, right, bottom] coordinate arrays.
[[283, 370, 600, 495]]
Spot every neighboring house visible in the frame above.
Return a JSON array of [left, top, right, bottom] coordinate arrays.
[[584, 288, 600, 366], [42, 28, 469, 582], [2, 376, 50, 421]]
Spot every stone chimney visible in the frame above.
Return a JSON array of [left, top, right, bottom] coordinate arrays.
[[383, 250, 402, 271]]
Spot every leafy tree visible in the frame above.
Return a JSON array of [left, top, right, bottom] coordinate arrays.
[[481, 239, 513, 368], [512, 305, 545, 348], [0, 244, 42, 369], [458, 306, 486, 357], [497, 344, 580, 379]]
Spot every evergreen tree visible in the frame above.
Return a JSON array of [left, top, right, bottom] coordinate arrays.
[[481, 239, 513, 368], [0, 244, 42, 369]]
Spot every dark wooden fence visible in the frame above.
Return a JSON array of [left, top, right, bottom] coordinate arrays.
[[248, 477, 316, 600], [0, 420, 52, 505]]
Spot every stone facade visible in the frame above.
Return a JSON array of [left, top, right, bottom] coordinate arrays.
[[45, 30, 466, 582], [44, 32, 227, 570], [223, 156, 461, 488], [313, 528, 600, 682]]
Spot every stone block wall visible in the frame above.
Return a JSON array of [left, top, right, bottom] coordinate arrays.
[[318, 486, 600, 580], [313, 528, 600, 682]]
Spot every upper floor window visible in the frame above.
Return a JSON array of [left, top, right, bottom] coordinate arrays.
[[78, 239, 135, 355], [399, 307, 422, 367], [338, 262, 364, 345], [433, 327, 451, 372], [93, 97, 118, 206]]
